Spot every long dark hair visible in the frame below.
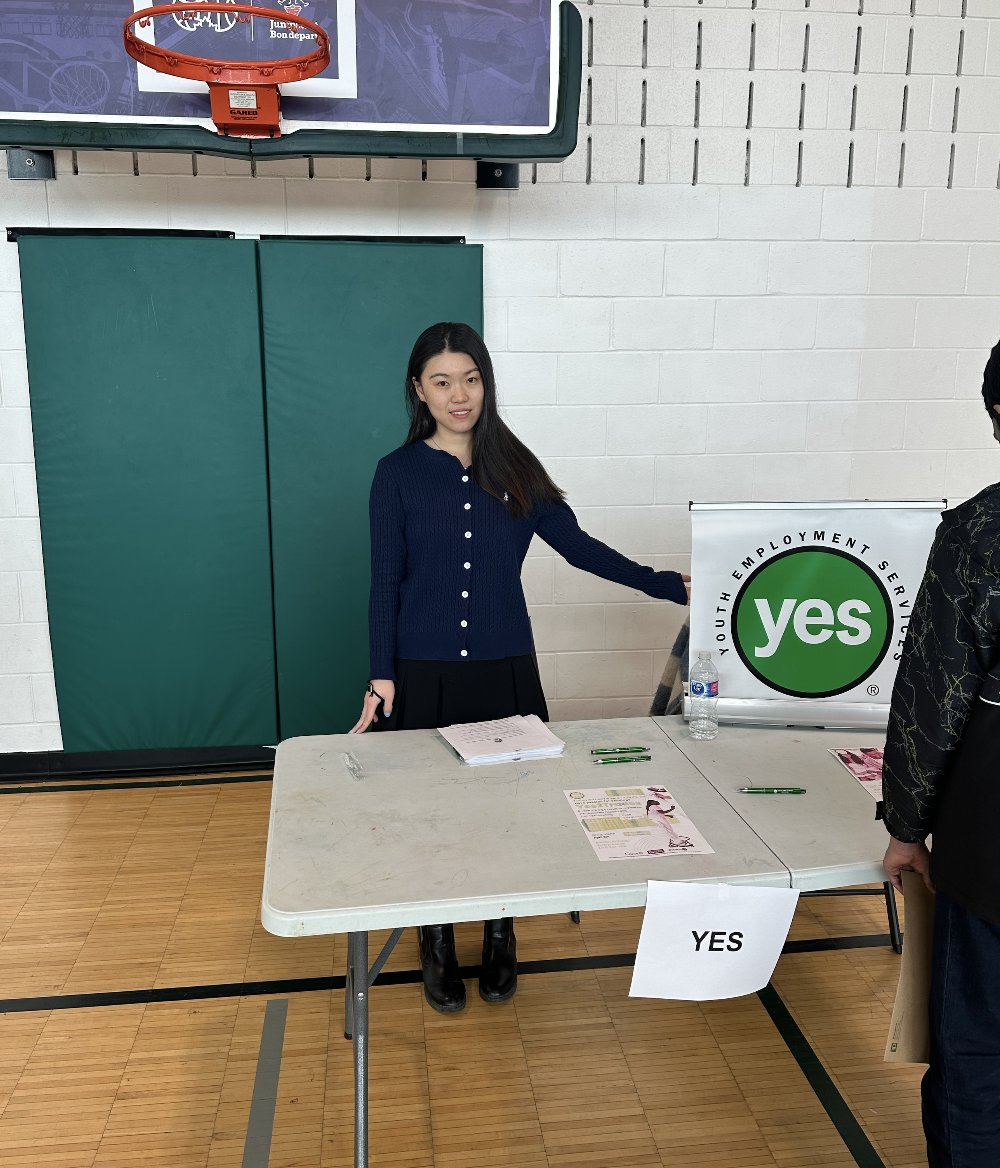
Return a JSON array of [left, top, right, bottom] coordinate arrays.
[[404, 322, 565, 517]]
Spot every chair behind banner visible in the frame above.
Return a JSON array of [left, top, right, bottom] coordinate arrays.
[[687, 499, 944, 730]]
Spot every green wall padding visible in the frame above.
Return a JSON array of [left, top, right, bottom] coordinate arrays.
[[259, 240, 483, 738], [18, 235, 278, 751]]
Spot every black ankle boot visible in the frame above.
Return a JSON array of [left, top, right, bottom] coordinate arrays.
[[479, 918, 517, 1003], [417, 925, 466, 1013]]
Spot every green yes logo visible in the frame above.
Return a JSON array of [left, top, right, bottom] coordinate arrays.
[[732, 548, 892, 698]]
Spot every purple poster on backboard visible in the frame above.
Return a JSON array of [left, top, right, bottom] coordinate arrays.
[[0, 0, 556, 135]]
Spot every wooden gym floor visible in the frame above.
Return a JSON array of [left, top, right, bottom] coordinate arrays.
[[0, 773, 924, 1168]]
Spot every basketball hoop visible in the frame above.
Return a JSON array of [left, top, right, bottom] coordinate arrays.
[[123, 4, 331, 138]]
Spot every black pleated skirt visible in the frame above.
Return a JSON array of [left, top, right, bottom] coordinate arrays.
[[373, 655, 548, 732]]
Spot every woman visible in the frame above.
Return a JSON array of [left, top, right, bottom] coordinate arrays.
[[645, 798, 692, 850], [351, 321, 689, 1014]]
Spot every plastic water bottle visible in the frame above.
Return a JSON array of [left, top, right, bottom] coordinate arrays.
[[689, 650, 719, 740]]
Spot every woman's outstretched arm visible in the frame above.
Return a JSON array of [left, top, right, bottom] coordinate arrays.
[[536, 502, 690, 604]]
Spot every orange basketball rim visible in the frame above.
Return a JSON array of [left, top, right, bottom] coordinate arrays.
[[123, 3, 332, 138]]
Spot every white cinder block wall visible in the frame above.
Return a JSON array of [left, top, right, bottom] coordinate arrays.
[[3, 0, 1000, 750]]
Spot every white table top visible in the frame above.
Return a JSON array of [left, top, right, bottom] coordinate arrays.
[[262, 717, 790, 937], [654, 717, 888, 891]]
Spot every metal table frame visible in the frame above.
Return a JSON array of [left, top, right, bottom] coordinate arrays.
[[343, 929, 403, 1168]]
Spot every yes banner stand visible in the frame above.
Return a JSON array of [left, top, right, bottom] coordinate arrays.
[[689, 501, 943, 729]]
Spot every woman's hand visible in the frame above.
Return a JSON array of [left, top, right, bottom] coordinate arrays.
[[682, 573, 692, 604], [349, 680, 395, 734]]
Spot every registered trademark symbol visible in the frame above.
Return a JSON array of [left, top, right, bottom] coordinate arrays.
[[867, 684, 879, 696]]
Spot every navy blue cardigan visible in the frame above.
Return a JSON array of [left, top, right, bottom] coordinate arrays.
[[368, 441, 687, 681]]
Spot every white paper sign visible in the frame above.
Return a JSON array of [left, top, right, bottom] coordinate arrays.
[[629, 881, 799, 1001]]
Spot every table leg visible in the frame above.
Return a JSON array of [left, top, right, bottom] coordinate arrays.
[[344, 928, 404, 1041], [883, 881, 903, 954], [348, 930, 369, 1168], [344, 944, 354, 1040]]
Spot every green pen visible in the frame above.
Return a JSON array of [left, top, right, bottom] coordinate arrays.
[[738, 786, 806, 794], [590, 746, 648, 755], [593, 754, 651, 765]]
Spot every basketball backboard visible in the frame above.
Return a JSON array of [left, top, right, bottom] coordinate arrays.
[[0, 1, 580, 160]]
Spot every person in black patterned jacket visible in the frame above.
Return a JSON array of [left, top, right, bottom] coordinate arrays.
[[882, 341, 1000, 1168]]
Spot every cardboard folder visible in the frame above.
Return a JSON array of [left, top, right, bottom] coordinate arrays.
[[884, 870, 934, 1064]]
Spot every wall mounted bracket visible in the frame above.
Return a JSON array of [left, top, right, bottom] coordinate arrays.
[[6, 148, 54, 180], [476, 160, 519, 189]]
